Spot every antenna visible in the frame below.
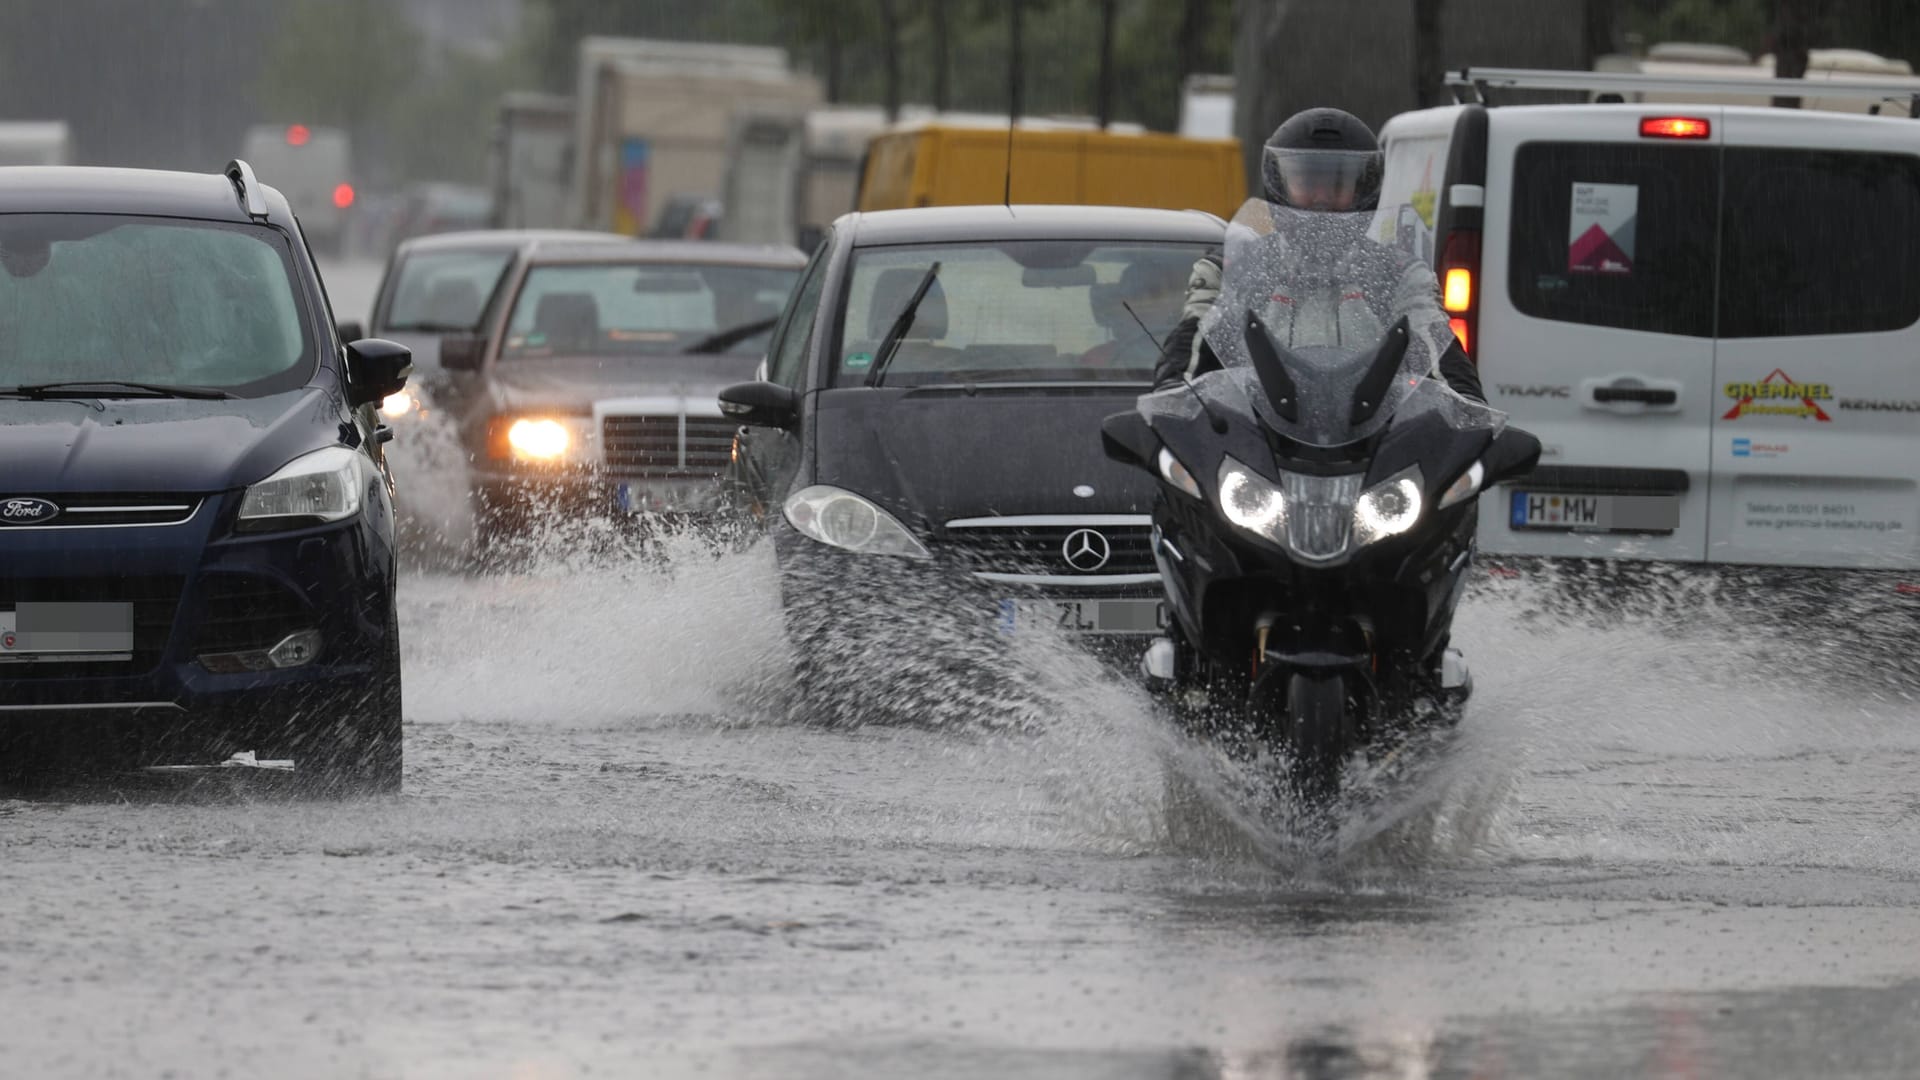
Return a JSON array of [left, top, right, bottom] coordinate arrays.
[[1003, 0, 1022, 208]]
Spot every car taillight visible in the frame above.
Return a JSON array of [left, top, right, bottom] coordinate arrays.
[[332, 183, 356, 209], [1438, 229, 1481, 362], [1640, 116, 1711, 139]]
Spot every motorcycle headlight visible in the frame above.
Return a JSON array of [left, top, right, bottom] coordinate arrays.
[[490, 415, 594, 463], [1436, 460, 1485, 511], [1352, 466, 1425, 546], [237, 446, 368, 532], [1157, 447, 1202, 500], [1217, 456, 1287, 544], [783, 485, 930, 559]]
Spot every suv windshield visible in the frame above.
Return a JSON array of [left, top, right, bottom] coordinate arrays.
[[500, 262, 799, 359], [382, 248, 512, 333], [834, 240, 1204, 387], [0, 214, 311, 396]]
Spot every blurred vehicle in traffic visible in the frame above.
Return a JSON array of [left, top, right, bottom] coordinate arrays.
[[240, 123, 354, 256], [1380, 69, 1920, 584], [568, 37, 822, 235], [718, 205, 1220, 719], [391, 181, 494, 245], [0, 121, 71, 166], [648, 194, 722, 240], [0, 159, 412, 791], [1595, 43, 1920, 114], [366, 228, 626, 381], [856, 118, 1244, 219], [716, 105, 924, 251], [489, 92, 576, 230], [427, 239, 804, 538]]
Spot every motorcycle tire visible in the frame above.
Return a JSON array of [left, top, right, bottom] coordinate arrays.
[[1283, 672, 1350, 805]]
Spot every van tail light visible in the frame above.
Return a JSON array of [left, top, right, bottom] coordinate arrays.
[[1438, 229, 1481, 362], [1640, 116, 1711, 139]]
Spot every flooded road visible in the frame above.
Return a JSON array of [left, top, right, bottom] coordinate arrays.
[[3, 261, 1919, 1078]]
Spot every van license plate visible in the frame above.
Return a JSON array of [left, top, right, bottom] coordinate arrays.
[[1510, 491, 1680, 533], [998, 598, 1166, 635], [0, 603, 135, 661]]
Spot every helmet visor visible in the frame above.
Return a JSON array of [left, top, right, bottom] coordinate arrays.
[[1266, 148, 1382, 211]]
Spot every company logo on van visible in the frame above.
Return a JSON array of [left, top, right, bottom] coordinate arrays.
[[1723, 369, 1832, 422]]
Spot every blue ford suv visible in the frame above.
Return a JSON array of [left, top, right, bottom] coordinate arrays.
[[0, 161, 412, 792]]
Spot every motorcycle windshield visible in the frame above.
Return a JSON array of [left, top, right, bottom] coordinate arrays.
[[1200, 199, 1463, 448]]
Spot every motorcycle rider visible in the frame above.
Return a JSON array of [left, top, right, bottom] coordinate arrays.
[[1152, 107, 1485, 405], [1144, 106, 1479, 706]]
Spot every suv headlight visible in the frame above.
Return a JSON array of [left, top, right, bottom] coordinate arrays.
[[783, 485, 930, 559], [237, 446, 369, 532]]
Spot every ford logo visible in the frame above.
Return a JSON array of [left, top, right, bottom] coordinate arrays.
[[0, 497, 60, 525]]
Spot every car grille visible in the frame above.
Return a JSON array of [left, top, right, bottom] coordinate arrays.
[[0, 575, 181, 679], [0, 493, 201, 529], [941, 520, 1156, 578], [601, 415, 735, 477], [192, 574, 312, 656]]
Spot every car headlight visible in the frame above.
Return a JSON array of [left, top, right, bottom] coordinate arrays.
[[1157, 447, 1202, 500], [1436, 460, 1485, 510], [490, 415, 594, 463], [1217, 456, 1286, 544], [379, 390, 417, 419], [1351, 466, 1425, 546], [783, 485, 930, 559], [237, 446, 369, 532]]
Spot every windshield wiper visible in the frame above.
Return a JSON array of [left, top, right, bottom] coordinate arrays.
[[865, 261, 942, 388], [685, 316, 780, 355], [4, 380, 237, 400]]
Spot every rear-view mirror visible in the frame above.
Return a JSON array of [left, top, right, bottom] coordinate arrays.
[[1100, 409, 1156, 468], [344, 339, 412, 409], [1482, 426, 1542, 486], [718, 380, 799, 429], [439, 334, 485, 372]]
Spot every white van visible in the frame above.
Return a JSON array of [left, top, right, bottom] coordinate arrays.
[[1378, 69, 1920, 575]]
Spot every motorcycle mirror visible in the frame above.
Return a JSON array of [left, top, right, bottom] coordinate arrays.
[[1481, 426, 1543, 486], [1100, 410, 1156, 468]]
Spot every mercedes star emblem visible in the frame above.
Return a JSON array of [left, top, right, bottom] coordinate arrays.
[[1061, 528, 1112, 573]]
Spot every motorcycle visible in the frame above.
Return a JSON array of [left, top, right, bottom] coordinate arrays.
[[1101, 200, 1540, 804]]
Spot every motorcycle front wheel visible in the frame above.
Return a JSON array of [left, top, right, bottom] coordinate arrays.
[[1281, 672, 1351, 805]]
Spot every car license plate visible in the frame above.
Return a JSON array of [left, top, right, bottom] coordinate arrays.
[[0, 603, 134, 661], [998, 598, 1166, 635], [1510, 490, 1680, 533]]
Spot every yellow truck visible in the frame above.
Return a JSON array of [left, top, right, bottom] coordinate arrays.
[[856, 121, 1244, 219]]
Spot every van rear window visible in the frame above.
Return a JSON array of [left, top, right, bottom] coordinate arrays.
[[1507, 143, 1717, 337], [1719, 148, 1920, 338]]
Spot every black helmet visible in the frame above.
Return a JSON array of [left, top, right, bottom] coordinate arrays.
[[1261, 108, 1383, 212]]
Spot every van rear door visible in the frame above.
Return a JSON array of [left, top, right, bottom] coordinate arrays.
[[1708, 114, 1920, 570], [1475, 108, 1721, 562]]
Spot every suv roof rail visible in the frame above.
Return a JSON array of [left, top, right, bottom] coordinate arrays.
[[223, 158, 270, 221], [1446, 66, 1920, 115]]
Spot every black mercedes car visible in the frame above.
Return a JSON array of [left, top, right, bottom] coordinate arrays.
[[718, 205, 1224, 719]]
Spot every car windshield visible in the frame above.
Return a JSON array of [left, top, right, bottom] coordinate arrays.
[[381, 248, 513, 332], [499, 261, 799, 359], [0, 213, 310, 395], [833, 240, 1205, 387]]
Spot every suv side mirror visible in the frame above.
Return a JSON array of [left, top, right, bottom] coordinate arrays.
[[718, 381, 799, 429], [440, 334, 485, 372], [1482, 426, 1543, 486], [345, 339, 413, 409]]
